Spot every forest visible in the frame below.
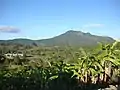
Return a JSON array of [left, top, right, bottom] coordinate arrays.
[[0, 41, 120, 90]]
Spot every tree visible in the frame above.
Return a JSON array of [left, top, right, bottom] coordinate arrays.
[[96, 41, 120, 84], [0, 55, 6, 64]]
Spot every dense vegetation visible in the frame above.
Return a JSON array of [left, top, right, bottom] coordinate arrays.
[[0, 41, 120, 90]]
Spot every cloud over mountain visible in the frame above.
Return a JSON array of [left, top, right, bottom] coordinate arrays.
[[83, 24, 104, 28], [0, 26, 20, 33]]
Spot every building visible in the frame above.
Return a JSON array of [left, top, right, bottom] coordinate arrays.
[[4, 53, 23, 59]]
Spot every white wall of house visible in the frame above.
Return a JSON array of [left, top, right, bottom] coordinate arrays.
[[4, 53, 23, 58]]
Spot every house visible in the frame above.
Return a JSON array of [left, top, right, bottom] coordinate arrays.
[[4, 53, 23, 59]]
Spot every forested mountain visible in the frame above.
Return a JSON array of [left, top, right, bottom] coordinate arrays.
[[0, 30, 114, 47]]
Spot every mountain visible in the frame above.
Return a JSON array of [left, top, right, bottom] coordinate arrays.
[[37, 30, 114, 46], [0, 39, 36, 45], [0, 30, 115, 47]]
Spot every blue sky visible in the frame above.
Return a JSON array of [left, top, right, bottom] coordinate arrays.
[[0, 0, 120, 40]]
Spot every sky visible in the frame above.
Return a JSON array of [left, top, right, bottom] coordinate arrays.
[[0, 0, 120, 40]]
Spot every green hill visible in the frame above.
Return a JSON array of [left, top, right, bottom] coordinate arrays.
[[37, 30, 114, 47], [0, 30, 115, 47], [0, 39, 36, 45]]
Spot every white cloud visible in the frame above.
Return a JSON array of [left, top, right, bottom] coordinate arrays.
[[0, 26, 20, 33], [83, 24, 104, 28]]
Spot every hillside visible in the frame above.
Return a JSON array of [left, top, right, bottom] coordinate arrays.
[[37, 30, 114, 46], [0, 39, 35, 45], [0, 30, 115, 47]]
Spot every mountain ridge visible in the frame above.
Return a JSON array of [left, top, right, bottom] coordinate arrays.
[[0, 30, 115, 47]]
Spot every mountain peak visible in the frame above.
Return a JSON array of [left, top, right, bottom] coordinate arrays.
[[66, 30, 82, 33], [65, 30, 93, 36], [65, 30, 92, 37], [65, 30, 83, 35], [84, 32, 91, 35]]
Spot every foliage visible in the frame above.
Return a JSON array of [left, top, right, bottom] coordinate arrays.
[[0, 41, 120, 90]]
